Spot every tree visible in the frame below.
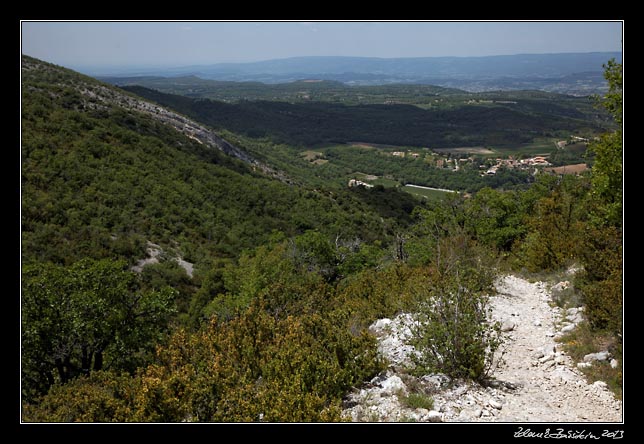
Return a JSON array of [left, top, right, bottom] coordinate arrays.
[[575, 59, 623, 335], [516, 174, 589, 271], [22, 258, 176, 401], [464, 187, 526, 252], [405, 193, 467, 266], [587, 58, 622, 227]]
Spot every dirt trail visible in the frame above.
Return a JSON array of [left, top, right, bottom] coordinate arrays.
[[477, 275, 622, 422], [342, 275, 623, 423]]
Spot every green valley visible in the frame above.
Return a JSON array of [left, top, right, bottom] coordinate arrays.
[[121, 84, 609, 150]]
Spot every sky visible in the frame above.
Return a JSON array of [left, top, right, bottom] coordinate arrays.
[[21, 21, 623, 70]]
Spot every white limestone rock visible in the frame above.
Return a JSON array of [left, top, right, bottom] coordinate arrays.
[[583, 351, 610, 363]]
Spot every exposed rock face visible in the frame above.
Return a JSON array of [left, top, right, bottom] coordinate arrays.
[[342, 371, 444, 423], [22, 57, 290, 184], [342, 275, 622, 423], [131, 241, 195, 278], [368, 314, 419, 369], [131, 241, 163, 273], [175, 258, 194, 278]]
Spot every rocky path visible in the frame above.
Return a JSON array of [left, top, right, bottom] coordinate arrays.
[[343, 275, 623, 423], [470, 275, 621, 422]]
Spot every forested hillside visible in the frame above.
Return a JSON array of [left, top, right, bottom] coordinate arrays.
[[100, 76, 464, 104], [121, 85, 608, 149], [22, 56, 418, 267], [21, 56, 622, 422]]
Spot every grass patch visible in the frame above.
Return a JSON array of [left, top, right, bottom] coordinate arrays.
[[557, 321, 622, 400], [399, 392, 435, 410]]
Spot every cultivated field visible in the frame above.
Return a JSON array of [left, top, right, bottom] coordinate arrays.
[[545, 163, 589, 175]]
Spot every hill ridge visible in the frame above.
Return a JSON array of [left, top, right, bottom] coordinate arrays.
[[22, 55, 289, 183]]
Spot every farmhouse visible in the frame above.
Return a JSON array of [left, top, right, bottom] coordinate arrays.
[[348, 179, 374, 188]]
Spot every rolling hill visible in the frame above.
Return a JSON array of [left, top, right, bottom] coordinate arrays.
[[88, 52, 621, 94]]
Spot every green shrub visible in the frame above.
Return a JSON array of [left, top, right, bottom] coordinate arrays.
[[21, 371, 138, 422], [410, 237, 503, 381]]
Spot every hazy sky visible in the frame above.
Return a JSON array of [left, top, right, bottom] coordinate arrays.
[[21, 21, 623, 69]]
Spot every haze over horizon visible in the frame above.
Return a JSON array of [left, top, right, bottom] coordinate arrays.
[[21, 21, 623, 72]]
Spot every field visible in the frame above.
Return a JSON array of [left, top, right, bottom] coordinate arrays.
[[544, 163, 589, 175], [348, 142, 414, 150], [566, 143, 589, 153], [371, 177, 400, 188], [432, 146, 495, 155], [353, 172, 379, 181], [402, 184, 456, 200], [493, 138, 559, 156]]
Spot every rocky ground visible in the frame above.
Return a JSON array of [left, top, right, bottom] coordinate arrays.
[[342, 274, 622, 423], [131, 241, 195, 278]]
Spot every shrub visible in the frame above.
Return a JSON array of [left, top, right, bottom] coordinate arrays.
[[410, 237, 503, 381], [21, 371, 138, 422]]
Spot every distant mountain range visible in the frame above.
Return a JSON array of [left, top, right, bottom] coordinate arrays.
[[82, 52, 622, 94]]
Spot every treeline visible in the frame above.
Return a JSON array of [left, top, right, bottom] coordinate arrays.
[[123, 85, 604, 149], [102, 76, 461, 105]]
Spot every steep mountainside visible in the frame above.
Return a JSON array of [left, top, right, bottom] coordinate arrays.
[[21, 55, 412, 270]]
